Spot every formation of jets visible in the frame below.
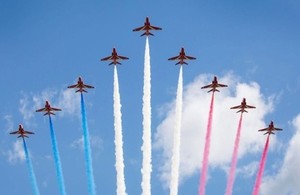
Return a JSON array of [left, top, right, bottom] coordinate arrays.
[[168, 48, 196, 65], [201, 76, 228, 93], [9, 17, 283, 142], [100, 48, 129, 65], [258, 121, 283, 135], [230, 98, 256, 113], [67, 77, 94, 93], [36, 101, 62, 116], [10, 124, 34, 138], [132, 17, 162, 36]]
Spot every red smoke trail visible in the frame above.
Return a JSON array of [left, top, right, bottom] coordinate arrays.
[[225, 113, 243, 195], [199, 92, 215, 195], [252, 134, 271, 195]]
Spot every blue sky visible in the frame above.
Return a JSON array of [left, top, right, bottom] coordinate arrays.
[[1, 1, 300, 194]]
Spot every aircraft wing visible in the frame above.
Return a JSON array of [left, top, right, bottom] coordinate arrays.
[[118, 55, 129, 60], [201, 84, 213, 89], [217, 83, 228, 87], [275, 127, 283, 131], [10, 131, 19, 134], [83, 84, 94, 89], [25, 131, 34, 134], [168, 56, 180, 61], [36, 108, 46, 112], [245, 105, 256, 109], [149, 25, 162, 30], [51, 108, 62, 111], [67, 84, 78, 88], [230, 105, 242, 109], [258, 127, 269, 131], [133, 26, 145, 32], [101, 56, 113, 61], [185, 55, 196, 60]]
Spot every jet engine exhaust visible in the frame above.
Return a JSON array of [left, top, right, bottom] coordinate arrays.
[[252, 134, 270, 195], [141, 37, 152, 195], [49, 116, 67, 195], [113, 66, 127, 195], [225, 113, 243, 195], [80, 93, 96, 195], [199, 92, 215, 195], [169, 66, 183, 195], [22, 138, 40, 195]]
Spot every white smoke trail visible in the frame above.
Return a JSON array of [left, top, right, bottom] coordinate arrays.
[[170, 66, 183, 195], [113, 66, 127, 195], [141, 37, 152, 195]]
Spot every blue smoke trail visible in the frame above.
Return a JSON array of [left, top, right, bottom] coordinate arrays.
[[49, 116, 67, 195], [22, 138, 40, 195], [80, 93, 96, 195]]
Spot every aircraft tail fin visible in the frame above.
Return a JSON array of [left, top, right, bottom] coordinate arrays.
[[44, 112, 55, 116], [141, 32, 154, 36], [175, 61, 188, 65]]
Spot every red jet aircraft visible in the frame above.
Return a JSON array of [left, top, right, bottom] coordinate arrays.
[[36, 101, 62, 116], [132, 17, 162, 36], [10, 124, 34, 138], [67, 77, 94, 93], [101, 48, 129, 65], [258, 121, 283, 135], [230, 98, 256, 113], [168, 48, 196, 65], [201, 76, 228, 93]]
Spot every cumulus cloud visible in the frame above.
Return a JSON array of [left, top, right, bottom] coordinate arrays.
[[154, 73, 275, 186], [19, 88, 80, 123], [261, 115, 300, 195], [3, 115, 14, 133], [19, 93, 35, 123], [236, 161, 259, 179], [7, 140, 25, 164], [71, 135, 103, 152]]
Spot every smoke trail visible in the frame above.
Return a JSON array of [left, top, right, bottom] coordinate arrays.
[[48, 116, 67, 195], [252, 134, 270, 195], [169, 66, 183, 195], [22, 138, 40, 195], [199, 92, 215, 195], [225, 113, 243, 195], [141, 37, 152, 195], [80, 93, 96, 195], [113, 66, 127, 195]]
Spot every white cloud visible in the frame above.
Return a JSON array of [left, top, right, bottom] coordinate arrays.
[[19, 93, 35, 123], [71, 135, 103, 152], [236, 161, 259, 178], [154, 73, 276, 186], [7, 140, 25, 164], [261, 115, 300, 195], [56, 89, 80, 117], [3, 115, 14, 133], [20, 88, 80, 122]]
